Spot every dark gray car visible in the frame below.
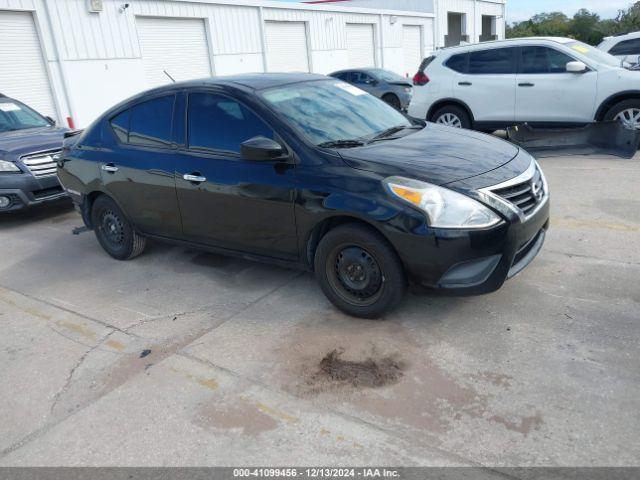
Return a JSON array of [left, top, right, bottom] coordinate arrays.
[[329, 68, 413, 111]]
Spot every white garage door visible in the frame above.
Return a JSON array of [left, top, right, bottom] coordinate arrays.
[[265, 21, 309, 72], [403, 25, 422, 76], [137, 17, 212, 88], [346, 24, 376, 68], [0, 11, 57, 118]]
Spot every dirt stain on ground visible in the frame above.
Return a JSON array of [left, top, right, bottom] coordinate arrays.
[[315, 349, 405, 389], [194, 399, 278, 436]]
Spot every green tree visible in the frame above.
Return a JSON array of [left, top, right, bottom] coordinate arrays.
[[570, 9, 602, 44]]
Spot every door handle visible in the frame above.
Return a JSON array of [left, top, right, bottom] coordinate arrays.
[[458, 81, 472, 86], [183, 173, 206, 183], [518, 82, 535, 87], [101, 163, 118, 173]]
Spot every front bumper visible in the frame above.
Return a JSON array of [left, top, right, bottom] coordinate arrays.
[[386, 195, 550, 295], [0, 173, 68, 212]]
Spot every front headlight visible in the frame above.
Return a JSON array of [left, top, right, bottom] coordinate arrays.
[[385, 176, 501, 228], [0, 160, 20, 173]]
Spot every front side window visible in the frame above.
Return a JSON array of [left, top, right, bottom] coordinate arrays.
[[187, 92, 273, 154], [468, 48, 517, 74], [610, 38, 640, 56], [128, 95, 175, 147], [521, 46, 575, 74], [0, 101, 50, 133], [261, 80, 411, 146]]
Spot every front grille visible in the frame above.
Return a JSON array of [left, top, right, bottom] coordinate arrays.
[[21, 149, 60, 178], [491, 165, 545, 216]]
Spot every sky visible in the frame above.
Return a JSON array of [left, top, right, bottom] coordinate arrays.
[[275, 0, 636, 24]]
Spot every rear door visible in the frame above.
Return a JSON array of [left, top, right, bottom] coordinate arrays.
[[99, 94, 182, 237], [450, 47, 517, 123], [515, 46, 598, 123], [175, 90, 297, 259]]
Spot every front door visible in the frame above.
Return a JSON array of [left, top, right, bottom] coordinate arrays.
[[515, 46, 598, 123], [175, 91, 297, 259]]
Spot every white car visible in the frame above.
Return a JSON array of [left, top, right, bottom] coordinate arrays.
[[598, 32, 640, 66], [408, 37, 640, 131]]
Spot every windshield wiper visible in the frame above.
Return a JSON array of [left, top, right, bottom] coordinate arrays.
[[368, 124, 423, 143], [317, 139, 365, 148]]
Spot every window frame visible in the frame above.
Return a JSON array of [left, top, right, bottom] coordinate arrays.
[[107, 92, 177, 150], [518, 45, 580, 75], [183, 89, 281, 160]]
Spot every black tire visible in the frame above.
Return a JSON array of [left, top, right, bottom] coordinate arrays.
[[91, 195, 146, 260], [603, 99, 640, 130], [314, 223, 407, 319], [430, 104, 472, 129], [382, 93, 401, 111]]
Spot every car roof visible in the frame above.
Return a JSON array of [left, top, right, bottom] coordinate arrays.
[[161, 72, 328, 91], [436, 36, 577, 55]]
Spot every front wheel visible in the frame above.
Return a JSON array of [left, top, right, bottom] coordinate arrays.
[[431, 104, 472, 129], [604, 99, 640, 130], [382, 93, 401, 111], [91, 195, 146, 260], [314, 224, 407, 319]]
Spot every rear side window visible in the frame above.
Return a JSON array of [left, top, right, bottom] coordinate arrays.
[[187, 92, 273, 154], [609, 38, 640, 56], [109, 110, 129, 143], [521, 46, 575, 74], [333, 72, 350, 81], [128, 95, 175, 147], [445, 53, 468, 73], [468, 48, 517, 74], [351, 72, 375, 84]]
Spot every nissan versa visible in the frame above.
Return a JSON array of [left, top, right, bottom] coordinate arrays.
[[57, 74, 549, 318]]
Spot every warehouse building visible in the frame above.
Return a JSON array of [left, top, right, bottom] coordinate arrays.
[[0, 0, 505, 128]]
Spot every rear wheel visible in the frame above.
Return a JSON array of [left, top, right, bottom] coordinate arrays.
[[382, 93, 401, 111], [91, 195, 146, 260], [604, 99, 640, 130], [431, 104, 472, 129], [314, 224, 407, 319]]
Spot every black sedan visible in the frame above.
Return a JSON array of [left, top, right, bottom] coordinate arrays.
[[57, 73, 549, 318]]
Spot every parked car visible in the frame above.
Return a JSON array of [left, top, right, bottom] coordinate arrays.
[[0, 94, 67, 212], [57, 74, 549, 318], [409, 37, 640, 131], [329, 68, 413, 111], [598, 32, 640, 66]]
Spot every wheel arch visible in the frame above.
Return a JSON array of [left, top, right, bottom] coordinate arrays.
[[595, 90, 640, 121], [304, 215, 398, 271], [82, 190, 136, 232], [427, 98, 475, 124]]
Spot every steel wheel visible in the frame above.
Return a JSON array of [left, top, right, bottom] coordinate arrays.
[[614, 108, 640, 130], [435, 112, 463, 128], [98, 209, 125, 248], [326, 245, 385, 307]]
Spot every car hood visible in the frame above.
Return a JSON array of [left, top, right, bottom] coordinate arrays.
[[339, 123, 520, 185], [0, 127, 66, 159]]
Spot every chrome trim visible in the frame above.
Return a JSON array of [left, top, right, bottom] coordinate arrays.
[[101, 165, 119, 173], [183, 174, 206, 183], [20, 148, 61, 179], [479, 159, 549, 222]]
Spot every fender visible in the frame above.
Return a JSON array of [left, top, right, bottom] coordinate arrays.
[[426, 98, 475, 123], [594, 90, 640, 120]]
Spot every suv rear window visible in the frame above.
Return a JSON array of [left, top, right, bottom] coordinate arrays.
[[445, 53, 468, 73], [468, 48, 517, 74]]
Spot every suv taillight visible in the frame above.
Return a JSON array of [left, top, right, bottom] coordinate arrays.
[[412, 71, 429, 86]]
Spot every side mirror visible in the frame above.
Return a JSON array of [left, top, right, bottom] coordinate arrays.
[[240, 136, 285, 161], [566, 61, 587, 73], [45, 116, 56, 125]]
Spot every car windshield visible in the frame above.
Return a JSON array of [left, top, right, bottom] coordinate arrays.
[[261, 80, 412, 146], [372, 69, 409, 83], [0, 100, 50, 132], [566, 41, 625, 68]]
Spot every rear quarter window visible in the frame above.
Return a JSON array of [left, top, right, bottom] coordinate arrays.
[[445, 53, 468, 73]]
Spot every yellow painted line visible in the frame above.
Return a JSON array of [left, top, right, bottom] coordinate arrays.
[[553, 217, 640, 233], [57, 321, 98, 341], [255, 402, 299, 424], [105, 339, 126, 351]]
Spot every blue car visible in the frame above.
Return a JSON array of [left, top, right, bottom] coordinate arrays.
[[0, 94, 67, 212], [329, 68, 413, 112]]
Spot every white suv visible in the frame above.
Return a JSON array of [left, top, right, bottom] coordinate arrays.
[[408, 37, 640, 131], [598, 32, 640, 66]]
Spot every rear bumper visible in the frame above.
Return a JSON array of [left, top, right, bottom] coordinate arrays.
[[0, 173, 68, 212], [386, 196, 550, 295]]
